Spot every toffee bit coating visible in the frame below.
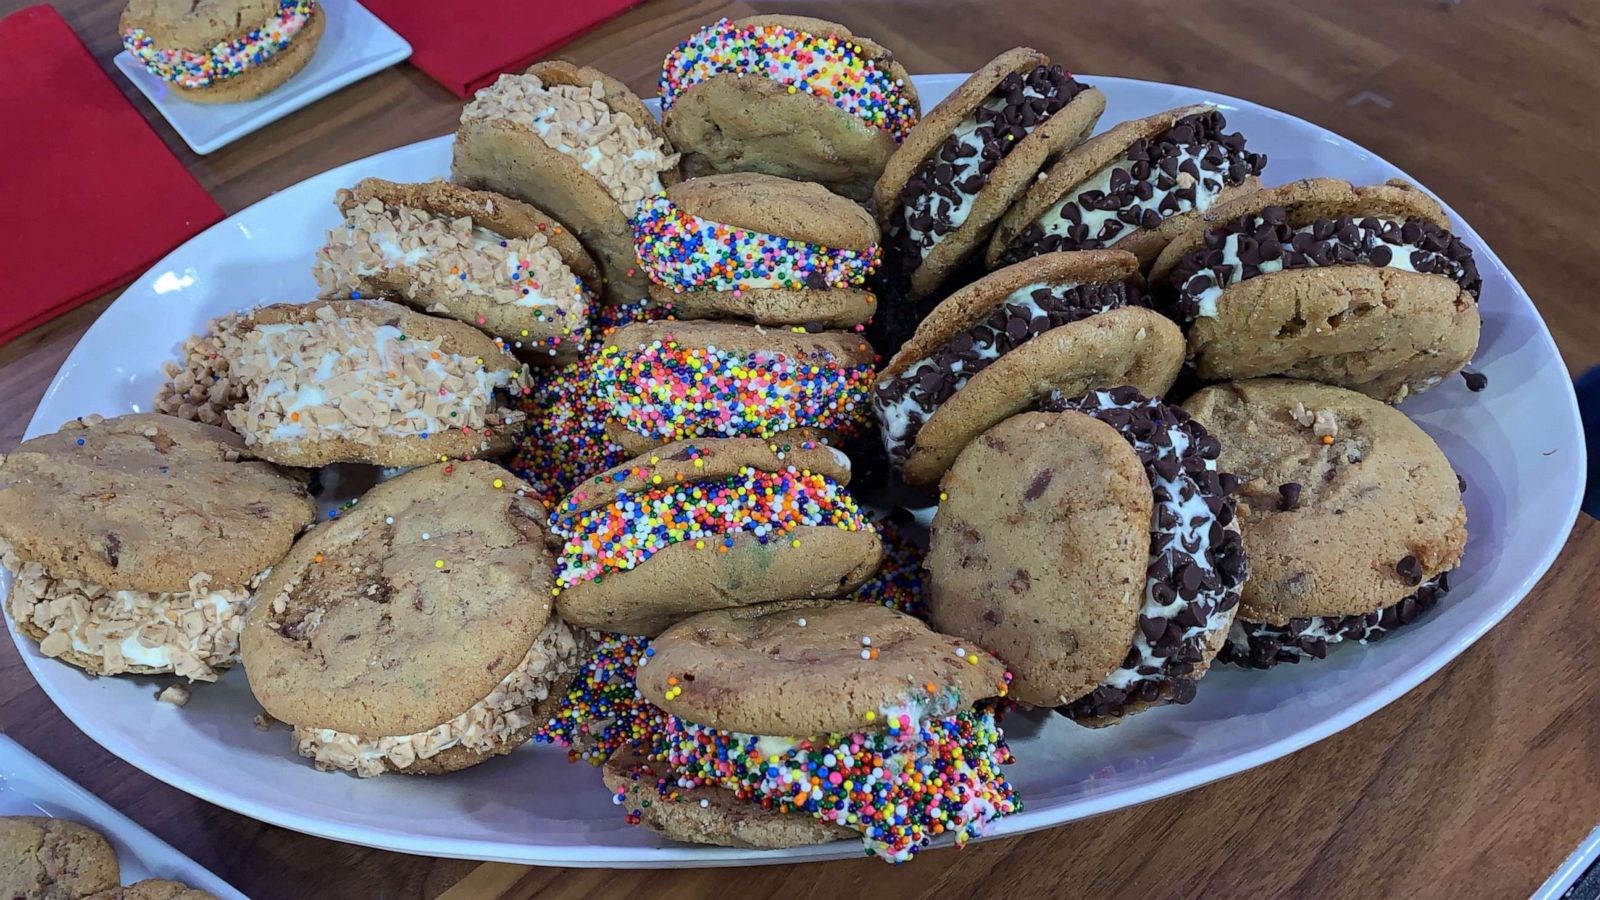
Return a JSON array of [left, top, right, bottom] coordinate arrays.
[[660, 17, 918, 140], [632, 192, 881, 293]]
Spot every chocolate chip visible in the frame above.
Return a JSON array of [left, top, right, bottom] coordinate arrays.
[[1024, 469, 1054, 501], [1278, 482, 1302, 511], [1396, 555, 1423, 586], [1461, 370, 1488, 392], [103, 533, 121, 568]]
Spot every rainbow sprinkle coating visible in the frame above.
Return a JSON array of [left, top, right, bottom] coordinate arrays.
[[649, 708, 1017, 862], [535, 635, 666, 765], [123, 0, 316, 89], [847, 516, 928, 619], [659, 18, 918, 140], [591, 337, 875, 444], [551, 465, 871, 590], [631, 193, 882, 293]]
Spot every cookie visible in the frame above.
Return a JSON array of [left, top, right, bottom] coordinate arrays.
[[1181, 378, 1466, 669], [931, 387, 1248, 724], [1149, 178, 1482, 402], [155, 299, 529, 467], [876, 49, 1106, 300], [658, 16, 919, 201], [313, 178, 598, 363], [589, 320, 876, 456], [121, 0, 325, 103], [987, 106, 1266, 268], [0, 414, 313, 680], [549, 438, 881, 636], [0, 816, 120, 900], [123, 880, 219, 900], [873, 250, 1184, 488], [633, 172, 881, 329], [452, 61, 680, 305], [617, 600, 1016, 861], [241, 462, 584, 776]]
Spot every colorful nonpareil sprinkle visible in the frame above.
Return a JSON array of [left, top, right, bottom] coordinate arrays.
[[645, 707, 1017, 862], [534, 635, 666, 765], [550, 466, 871, 589], [846, 516, 928, 619], [591, 337, 875, 443], [123, 0, 316, 89], [659, 18, 918, 140], [631, 194, 881, 293]]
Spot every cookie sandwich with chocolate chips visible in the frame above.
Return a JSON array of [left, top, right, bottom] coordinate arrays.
[[875, 48, 1105, 301], [452, 61, 681, 305], [242, 462, 586, 776], [1182, 378, 1465, 669], [589, 320, 876, 457], [0, 414, 314, 681], [928, 387, 1247, 723], [873, 250, 1184, 489], [155, 298, 530, 468], [659, 16, 919, 201], [120, 0, 325, 103], [987, 106, 1266, 268], [631, 172, 882, 329], [550, 439, 882, 636], [607, 600, 1017, 861], [1150, 178, 1482, 402], [313, 178, 598, 363]]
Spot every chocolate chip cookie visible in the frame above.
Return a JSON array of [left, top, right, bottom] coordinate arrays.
[[987, 106, 1265, 268], [1150, 178, 1482, 402], [660, 16, 919, 201], [0, 816, 119, 900], [453, 60, 680, 305], [1181, 378, 1466, 669], [121, 0, 325, 104], [873, 249, 1184, 489]]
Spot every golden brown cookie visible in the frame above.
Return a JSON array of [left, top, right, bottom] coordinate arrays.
[[0, 414, 314, 681], [120, 0, 325, 104], [242, 462, 583, 776], [659, 16, 919, 202], [1150, 178, 1482, 402], [314, 178, 598, 363], [0, 816, 120, 900], [1182, 379, 1466, 669], [550, 439, 881, 636], [932, 387, 1249, 724], [452, 61, 680, 305], [873, 250, 1184, 489], [122, 879, 219, 900], [157, 299, 528, 467], [876, 49, 1105, 300], [986, 106, 1266, 269], [588, 320, 877, 456]]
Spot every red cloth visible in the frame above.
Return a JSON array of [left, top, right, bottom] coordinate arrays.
[[0, 5, 223, 346], [362, 0, 642, 98]]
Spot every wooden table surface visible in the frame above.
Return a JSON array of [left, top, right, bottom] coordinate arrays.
[[2, 1, 1596, 897]]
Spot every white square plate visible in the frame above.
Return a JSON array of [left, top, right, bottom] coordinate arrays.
[[113, 0, 411, 155], [2, 74, 1585, 867], [0, 735, 245, 897]]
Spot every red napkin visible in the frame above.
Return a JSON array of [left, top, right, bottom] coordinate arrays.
[[0, 5, 223, 346], [362, 0, 642, 98]]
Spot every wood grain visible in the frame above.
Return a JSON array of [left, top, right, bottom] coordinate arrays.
[[1, 1, 1596, 897]]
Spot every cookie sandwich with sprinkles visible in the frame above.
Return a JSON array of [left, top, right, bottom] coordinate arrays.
[[1182, 379, 1465, 669], [659, 16, 919, 201], [928, 387, 1247, 723], [120, 0, 324, 103], [453, 61, 680, 306], [589, 320, 875, 457], [313, 179, 598, 363], [873, 250, 1184, 490], [606, 600, 1017, 860], [875, 48, 1106, 302], [1149, 178, 1482, 402], [987, 105, 1266, 269], [242, 462, 587, 776], [0, 414, 314, 681], [631, 172, 883, 330], [549, 438, 883, 636], [153, 299, 531, 468]]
